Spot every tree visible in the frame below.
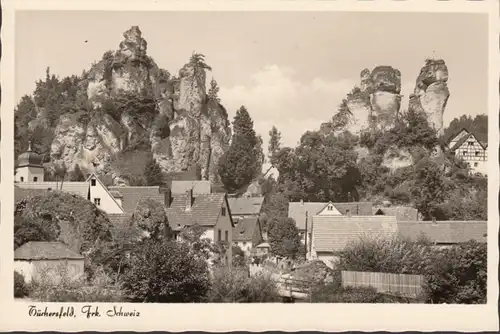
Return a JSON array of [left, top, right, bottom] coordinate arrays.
[[131, 198, 171, 240], [259, 192, 289, 233], [178, 224, 227, 265], [443, 114, 488, 144], [70, 164, 86, 181], [143, 155, 164, 186], [410, 157, 446, 220], [120, 239, 211, 302], [268, 217, 302, 259], [218, 137, 259, 193], [189, 52, 212, 71], [208, 78, 220, 102], [232, 245, 246, 267], [268, 126, 282, 164], [14, 212, 60, 250]]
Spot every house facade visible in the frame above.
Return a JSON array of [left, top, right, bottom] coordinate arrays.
[[310, 215, 398, 268], [15, 142, 45, 183], [448, 129, 488, 175], [14, 241, 85, 284], [165, 189, 234, 266], [288, 200, 374, 255], [232, 217, 264, 256]]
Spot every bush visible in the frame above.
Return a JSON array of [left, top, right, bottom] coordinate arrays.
[[28, 264, 124, 302], [208, 266, 280, 303], [14, 271, 28, 298]]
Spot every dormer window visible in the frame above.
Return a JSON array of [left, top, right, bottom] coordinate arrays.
[[327, 204, 333, 211], [91, 179, 96, 186]]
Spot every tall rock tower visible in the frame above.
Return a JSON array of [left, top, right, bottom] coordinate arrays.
[[409, 59, 450, 137]]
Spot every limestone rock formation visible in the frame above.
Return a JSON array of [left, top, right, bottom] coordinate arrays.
[[332, 66, 402, 135], [410, 59, 449, 136], [46, 26, 231, 183]]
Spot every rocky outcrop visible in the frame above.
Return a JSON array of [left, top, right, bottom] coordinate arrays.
[[332, 66, 402, 135], [46, 26, 231, 183], [410, 59, 449, 136]]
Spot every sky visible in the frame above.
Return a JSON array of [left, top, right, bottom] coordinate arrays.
[[16, 11, 488, 157]]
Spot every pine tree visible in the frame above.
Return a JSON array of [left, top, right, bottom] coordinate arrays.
[[268, 126, 282, 164], [218, 106, 263, 192], [144, 155, 164, 186], [208, 78, 220, 102]]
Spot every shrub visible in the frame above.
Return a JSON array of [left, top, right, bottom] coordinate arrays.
[[14, 271, 28, 298], [28, 264, 124, 302], [208, 266, 280, 303]]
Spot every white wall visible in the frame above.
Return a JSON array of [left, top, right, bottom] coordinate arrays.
[[15, 259, 85, 284], [89, 176, 123, 214], [234, 241, 252, 256], [15, 166, 44, 183], [214, 199, 233, 266]]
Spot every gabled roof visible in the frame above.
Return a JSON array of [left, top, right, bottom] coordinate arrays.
[[227, 196, 265, 216], [373, 206, 419, 221], [233, 217, 260, 242], [171, 180, 211, 195], [289, 201, 374, 230], [86, 174, 125, 213], [449, 132, 487, 151], [398, 221, 487, 244], [447, 128, 470, 145], [165, 193, 227, 228], [14, 241, 84, 260], [16, 182, 90, 199], [14, 187, 50, 203], [312, 215, 398, 252], [108, 186, 164, 213]]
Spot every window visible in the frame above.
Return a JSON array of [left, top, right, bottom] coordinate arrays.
[[346, 209, 350, 215], [475, 151, 480, 156], [91, 179, 96, 186], [221, 207, 226, 216], [327, 205, 333, 211], [468, 141, 474, 145], [20, 177, 24, 182], [225, 230, 228, 242], [33, 177, 38, 182], [218, 229, 222, 242], [474, 162, 478, 167], [94, 198, 101, 206], [463, 151, 467, 156]]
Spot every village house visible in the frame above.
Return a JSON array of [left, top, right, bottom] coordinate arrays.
[[448, 128, 488, 175], [288, 200, 374, 250], [14, 241, 85, 284], [310, 215, 398, 268], [164, 188, 234, 266], [397, 220, 487, 249], [373, 204, 419, 221], [227, 196, 265, 223], [232, 217, 264, 256]]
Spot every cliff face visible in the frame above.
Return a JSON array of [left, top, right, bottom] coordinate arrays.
[[410, 59, 449, 136], [46, 26, 230, 183]]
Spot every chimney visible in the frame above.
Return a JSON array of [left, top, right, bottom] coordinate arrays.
[[300, 199, 304, 206], [185, 188, 193, 211]]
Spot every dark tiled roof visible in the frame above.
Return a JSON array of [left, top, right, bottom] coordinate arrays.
[[373, 206, 419, 221], [15, 187, 50, 202], [108, 186, 164, 213], [233, 217, 259, 242], [227, 196, 264, 216], [289, 201, 374, 230], [165, 193, 226, 228], [312, 215, 398, 252], [15, 241, 84, 260], [171, 180, 212, 195], [398, 221, 487, 244], [108, 213, 132, 226]]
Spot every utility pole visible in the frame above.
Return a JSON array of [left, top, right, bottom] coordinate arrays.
[[304, 211, 308, 261]]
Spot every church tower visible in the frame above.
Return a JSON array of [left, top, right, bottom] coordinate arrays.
[[15, 141, 44, 183]]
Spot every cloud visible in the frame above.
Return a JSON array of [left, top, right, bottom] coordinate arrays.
[[219, 65, 355, 152]]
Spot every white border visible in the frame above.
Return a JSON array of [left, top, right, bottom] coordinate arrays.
[[1, 0, 499, 332]]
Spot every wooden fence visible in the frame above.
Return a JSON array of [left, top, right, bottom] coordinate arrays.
[[341, 270, 425, 297]]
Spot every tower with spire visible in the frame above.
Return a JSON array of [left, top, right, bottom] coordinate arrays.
[[15, 141, 45, 183]]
